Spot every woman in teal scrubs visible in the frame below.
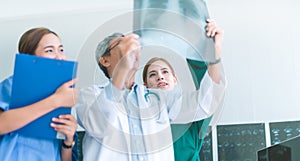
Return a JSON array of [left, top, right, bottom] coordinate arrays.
[[143, 19, 225, 161]]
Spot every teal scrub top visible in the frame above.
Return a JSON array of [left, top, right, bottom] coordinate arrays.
[[172, 119, 211, 161], [172, 59, 211, 161]]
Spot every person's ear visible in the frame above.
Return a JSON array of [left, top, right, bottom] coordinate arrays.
[[99, 57, 110, 67]]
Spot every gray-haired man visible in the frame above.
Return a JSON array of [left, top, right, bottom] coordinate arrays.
[[76, 22, 226, 161]]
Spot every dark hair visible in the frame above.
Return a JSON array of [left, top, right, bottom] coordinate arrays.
[[142, 57, 176, 85], [18, 27, 58, 55]]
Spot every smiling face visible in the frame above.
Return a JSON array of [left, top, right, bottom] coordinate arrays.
[[34, 33, 66, 60], [18, 27, 66, 60], [144, 59, 177, 90]]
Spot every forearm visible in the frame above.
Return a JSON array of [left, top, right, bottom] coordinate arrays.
[[207, 43, 222, 84], [112, 67, 130, 90], [205, 18, 223, 84], [207, 62, 221, 84], [60, 142, 73, 161], [0, 94, 58, 134]]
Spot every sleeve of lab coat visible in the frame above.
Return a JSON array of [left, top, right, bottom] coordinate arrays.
[[169, 63, 227, 123], [75, 83, 125, 139]]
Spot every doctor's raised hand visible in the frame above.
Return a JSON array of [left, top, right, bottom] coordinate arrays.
[[205, 18, 224, 84], [99, 33, 141, 90]]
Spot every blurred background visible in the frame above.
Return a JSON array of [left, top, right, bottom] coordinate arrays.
[[1, 0, 300, 160]]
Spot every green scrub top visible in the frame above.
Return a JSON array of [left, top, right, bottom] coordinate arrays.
[[171, 59, 211, 161]]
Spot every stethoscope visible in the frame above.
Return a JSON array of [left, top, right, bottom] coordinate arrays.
[[143, 90, 167, 124], [144, 90, 160, 102]]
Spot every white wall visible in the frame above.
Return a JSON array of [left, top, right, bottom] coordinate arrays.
[[208, 0, 300, 124], [1, 0, 300, 126]]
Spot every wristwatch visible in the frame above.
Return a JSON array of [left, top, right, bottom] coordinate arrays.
[[62, 140, 75, 149], [207, 58, 221, 65]]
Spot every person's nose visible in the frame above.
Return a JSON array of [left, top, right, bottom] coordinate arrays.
[[54, 51, 63, 60], [157, 72, 164, 81]]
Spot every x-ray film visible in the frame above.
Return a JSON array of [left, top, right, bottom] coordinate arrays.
[[133, 0, 216, 62], [133, 0, 224, 138]]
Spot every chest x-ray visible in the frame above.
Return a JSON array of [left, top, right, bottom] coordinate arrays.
[[133, 0, 216, 62]]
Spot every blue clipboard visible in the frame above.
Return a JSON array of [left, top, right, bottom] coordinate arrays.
[[9, 54, 78, 140]]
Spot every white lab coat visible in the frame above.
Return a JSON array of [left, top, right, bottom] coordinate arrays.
[[75, 69, 226, 161]]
